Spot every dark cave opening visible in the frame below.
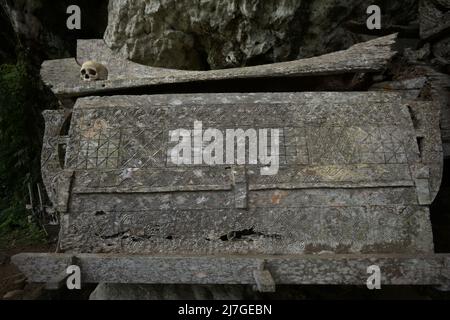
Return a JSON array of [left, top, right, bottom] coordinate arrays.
[[430, 159, 450, 253]]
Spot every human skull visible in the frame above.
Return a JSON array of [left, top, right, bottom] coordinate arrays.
[[80, 61, 108, 81]]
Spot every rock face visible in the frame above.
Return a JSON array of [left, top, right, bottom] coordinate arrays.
[[419, 0, 450, 40], [104, 0, 418, 70], [2, 0, 108, 62], [419, 0, 450, 69]]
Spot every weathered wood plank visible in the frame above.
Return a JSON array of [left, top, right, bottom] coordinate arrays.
[[45, 255, 75, 290], [12, 253, 450, 287], [41, 34, 398, 98]]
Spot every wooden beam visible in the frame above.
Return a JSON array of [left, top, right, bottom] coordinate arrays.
[[41, 34, 398, 99], [12, 253, 450, 288]]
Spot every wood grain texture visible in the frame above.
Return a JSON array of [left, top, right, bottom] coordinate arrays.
[[12, 253, 450, 287], [41, 34, 398, 98]]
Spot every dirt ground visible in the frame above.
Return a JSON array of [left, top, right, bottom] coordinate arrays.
[[0, 243, 55, 300]]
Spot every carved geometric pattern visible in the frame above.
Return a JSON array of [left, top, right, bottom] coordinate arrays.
[[307, 126, 362, 165], [356, 126, 386, 164], [297, 126, 407, 165], [380, 126, 407, 164], [67, 128, 120, 169], [65, 107, 409, 170], [111, 107, 166, 129], [120, 128, 166, 168]]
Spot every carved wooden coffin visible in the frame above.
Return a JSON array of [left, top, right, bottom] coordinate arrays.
[[41, 92, 442, 255]]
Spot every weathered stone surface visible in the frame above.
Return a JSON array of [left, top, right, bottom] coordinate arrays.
[[419, 0, 450, 69], [103, 0, 417, 70], [419, 0, 450, 41], [433, 37, 450, 67], [41, 34, 398, 99], [11, 253, 450, 287], [40, 92, 441, 254]]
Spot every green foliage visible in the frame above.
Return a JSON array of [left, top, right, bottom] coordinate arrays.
[[0, 206, 46, 247], [0, 58, 54, 247]]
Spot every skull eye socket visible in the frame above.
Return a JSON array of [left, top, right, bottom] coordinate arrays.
[[81, 69, 86, 75], [88, 69, 97, 76]]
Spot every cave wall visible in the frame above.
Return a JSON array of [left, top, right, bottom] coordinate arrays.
[[1, 0, 108, 64], [104, 0, 419, 70]]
